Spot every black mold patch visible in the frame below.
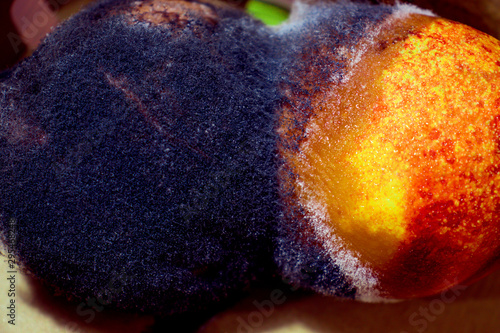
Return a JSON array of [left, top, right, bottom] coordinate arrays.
[[0, 0, 281, 315]]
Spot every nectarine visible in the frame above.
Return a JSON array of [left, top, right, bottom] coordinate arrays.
[[277, 4, 500, 300]]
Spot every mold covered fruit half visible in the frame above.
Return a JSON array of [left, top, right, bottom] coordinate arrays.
[[279, 12, 500, 300]]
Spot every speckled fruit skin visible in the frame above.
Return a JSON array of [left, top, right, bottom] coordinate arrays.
[[278, 12, 500, 299]]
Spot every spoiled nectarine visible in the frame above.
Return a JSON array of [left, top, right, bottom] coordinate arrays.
[[278, 6, 500, 300]]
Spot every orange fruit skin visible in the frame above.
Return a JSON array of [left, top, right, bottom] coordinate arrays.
[[279, 14, 500, 299]]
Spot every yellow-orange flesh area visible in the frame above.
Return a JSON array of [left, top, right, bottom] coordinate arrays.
[[282, 15, 500, 298]]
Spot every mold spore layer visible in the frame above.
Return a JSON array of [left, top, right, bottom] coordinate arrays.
[[275, 1, 397, 301], [0, 0, 283, 314], [0, 0, 404, 312]]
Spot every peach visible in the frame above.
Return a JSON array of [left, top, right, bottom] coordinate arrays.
[[278, 12, 500, 299]]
